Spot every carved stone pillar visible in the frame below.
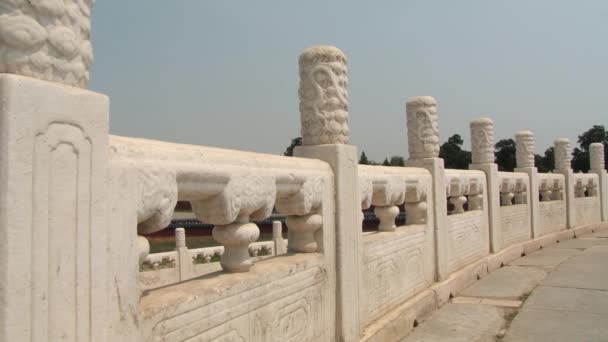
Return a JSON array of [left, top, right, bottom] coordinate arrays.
[[404, 96, 449, 280], [299, 46, 349, 145], [469, 117, 501, 252], [515, 131, 535, 168], [406, 96, 440, 159], [590, 143, 608, 221], [0, 1, 95, 88], [295, 45, 362, 341], [554, 138, 575, 228], [374, 206, 400, 231], [471, 118, 495, 164], [514, 130, 540, 237]]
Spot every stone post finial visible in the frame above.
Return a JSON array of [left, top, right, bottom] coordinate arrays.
[[406, 96, 439, 159], [175, 227, 186, 249], [470, 118, 495, 164], [298, 45, 349, 145], [554, 138, 571, 171], [590, 143, 605, 171], [0, 1, 94, 88], [515, 130, 535, 168]]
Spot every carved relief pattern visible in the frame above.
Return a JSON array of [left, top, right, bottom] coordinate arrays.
[[447, 211, 487, 273], [31, 123, 92, 341], [554, 138, 571, 171], [298, 46, 349, 145], [500, 205, 530, 247], [539, 201, 566, 234], [515, 131, 535, 168], [0, 0, 94, 87], [145, 266, 328, 342], [362, 229, 430, 322], [406, 96, 440, 159], [470, 118, 495, 164], [574, 197, 601, 226], [590, 143, 605, 171]]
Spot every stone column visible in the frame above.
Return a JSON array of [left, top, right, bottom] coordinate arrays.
[[0, 75, 109, 341], [294, 45, 361, 341], [469, 118, 501, 252], [515, 131, 541, 237], [404, 96, 450, 280], [590, 143, 608, 221], [555, 138, 576, 228]]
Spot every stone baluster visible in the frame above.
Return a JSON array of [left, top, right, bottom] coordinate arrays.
[[448, 179, 467, 214], [287, 213, 323, 253], [590, 143, 608, 220], [404, 180, 428, 224], [295, 45, 361, 341], [551, 179, 563, 201], [212, 215, 261, 272], [137, 235, 150, 266], [374, 206, 399, 231], [468, 181, 484, 211], [587, 178, 598, 197], [405, 96, 450, 280], [554, 138, 576, 227], [575, 178, 586, 198], [500, 179, 515, 206], [540, 180, 552, 201], [514, 179, 527, 204]]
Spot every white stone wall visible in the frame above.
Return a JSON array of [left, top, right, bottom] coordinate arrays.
[[498, 172, 532, 248], [358, 166, 434, 326], [444, 170, 490, 275]]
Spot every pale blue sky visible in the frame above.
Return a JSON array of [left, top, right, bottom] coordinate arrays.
[[90, 1, 608, 162]]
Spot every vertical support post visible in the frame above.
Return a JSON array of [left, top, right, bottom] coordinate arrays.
[[515, 131, 541, 237], [590, 143, 608, 221], [294, 45, 361, 341], [403, 96, 449, 280], [469, 118, 501, 252], [555, 138, 576, 228], [0, 74, 109, 341], [272, 220, 288, 255], [175, 227, 190, 281]]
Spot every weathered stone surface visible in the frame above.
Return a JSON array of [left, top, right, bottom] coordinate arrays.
[[509, 248, 579, 267], [298, 45, 349, 145], [406, 96, 440, 159], [0, 0, 94, 87], [459, 266, 547, 300], [400, 303, 508, 342], [470, 118, 495, 164]]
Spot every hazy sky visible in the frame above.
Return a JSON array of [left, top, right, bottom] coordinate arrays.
[[90, 1, 607, 162]]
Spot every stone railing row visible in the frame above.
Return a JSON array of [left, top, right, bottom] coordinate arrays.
[[2, 32, 608, 342]]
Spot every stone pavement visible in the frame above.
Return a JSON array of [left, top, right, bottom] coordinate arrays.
[[401, 231, 608, 342]]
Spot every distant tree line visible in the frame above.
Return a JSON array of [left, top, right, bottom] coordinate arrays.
[[284, 125, 607, 172]]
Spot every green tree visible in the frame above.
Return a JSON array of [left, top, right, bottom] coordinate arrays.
[[283, 137, 302, 156], [494, 139, 516, 171], [439, 134, 471, 169], [359, 151, 370, 165], [572, 125, 607, 172], [382, 158, 390, 166], [389, 156, 405, 167]]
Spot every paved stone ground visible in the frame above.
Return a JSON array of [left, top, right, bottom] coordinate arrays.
[[401, 231, 608, 342]]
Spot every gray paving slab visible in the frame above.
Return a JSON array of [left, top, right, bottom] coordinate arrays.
[[524, 285, 608, 315], [581, 231, 608, 238], [401, 303, 507, 342], [542, 249, 608, 290], [503, 308, 608, 342], [459, 266, 547, 300], [508, 248, 579, 267], [546, 237, 608, 249]]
